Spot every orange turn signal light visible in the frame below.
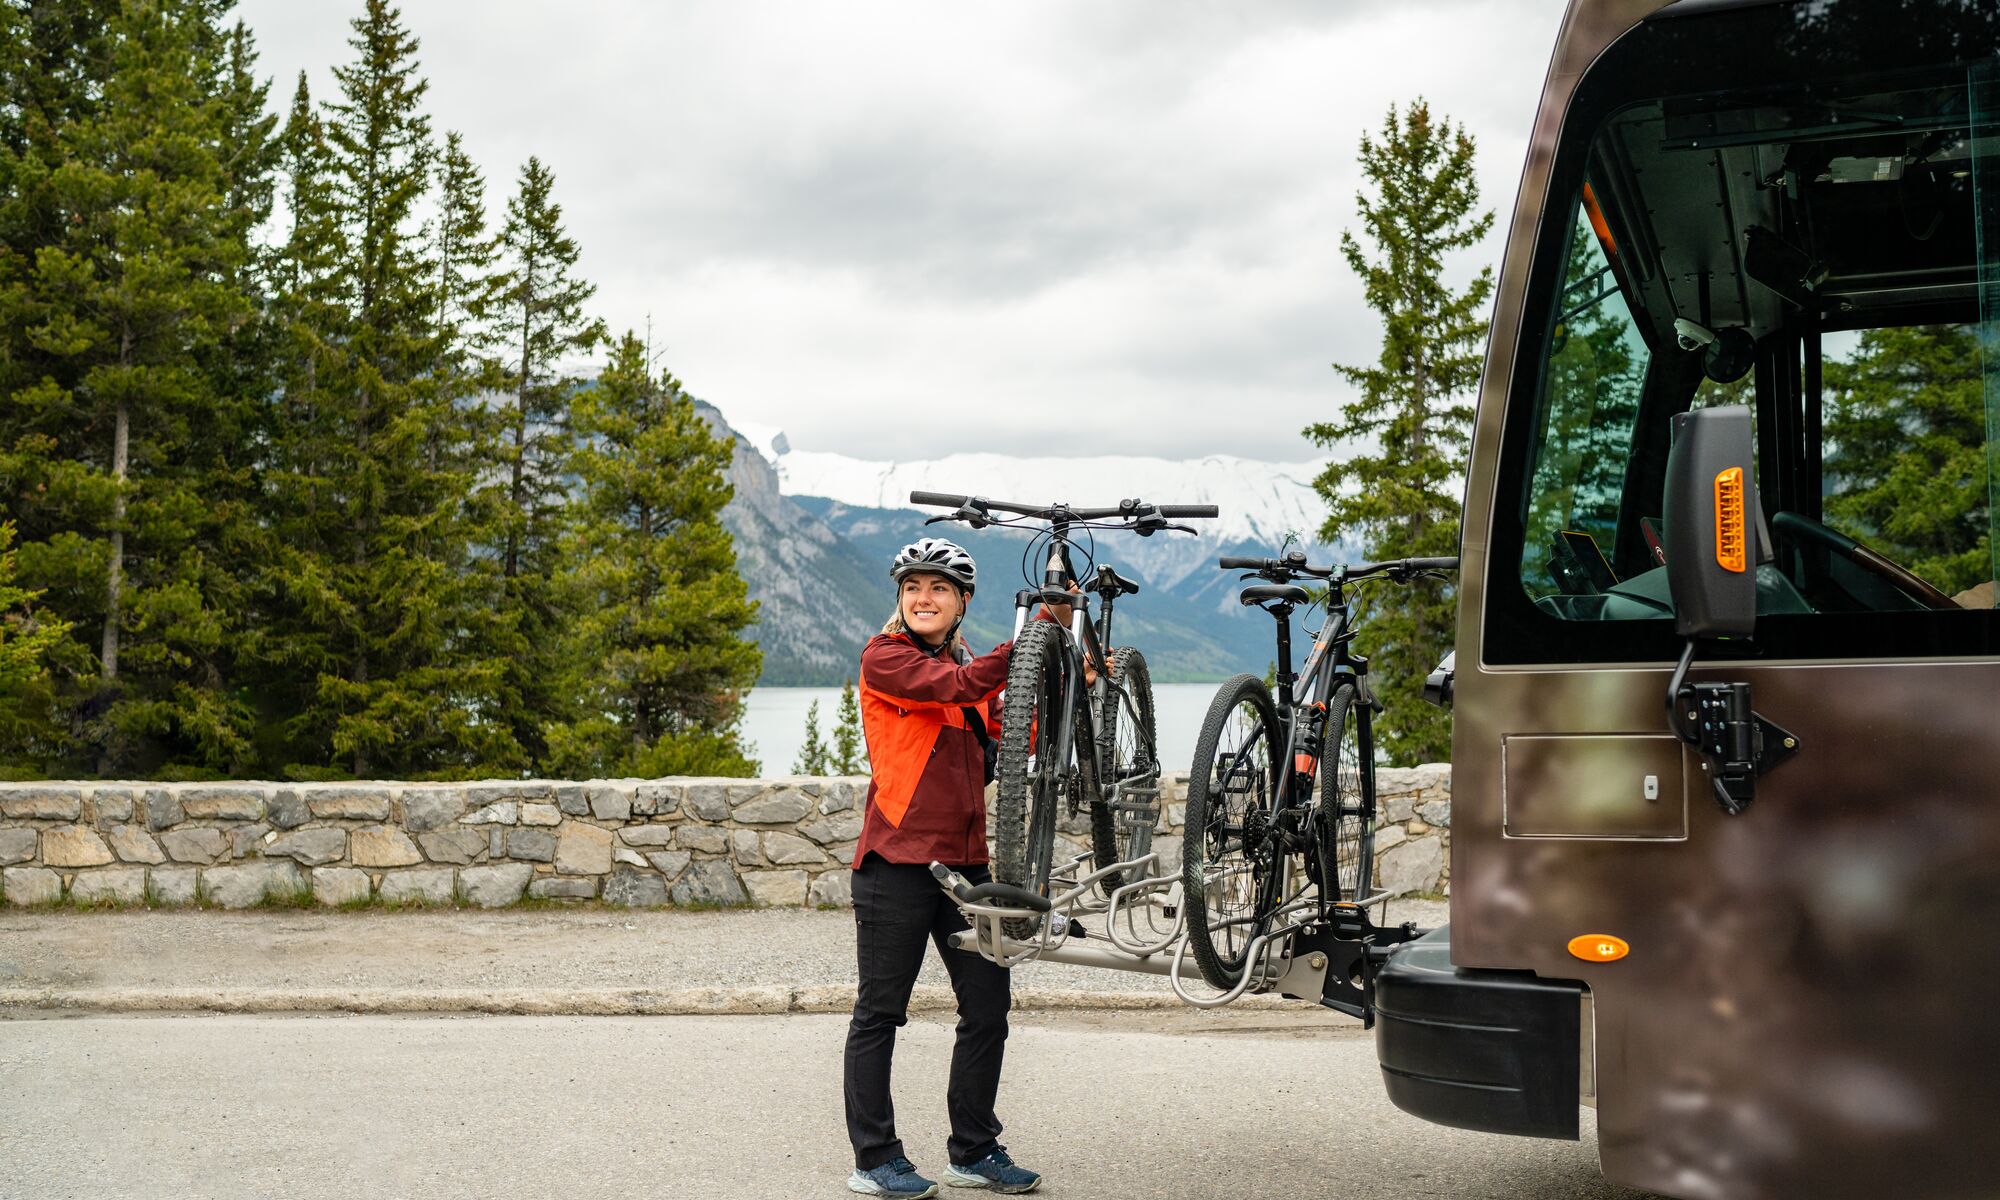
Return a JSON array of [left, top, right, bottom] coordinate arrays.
[[1713, 467, 1746, 573], [1568, 934, 1630, 963]]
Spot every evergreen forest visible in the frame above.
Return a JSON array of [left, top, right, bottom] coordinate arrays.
[[0, 0, 761, 781]]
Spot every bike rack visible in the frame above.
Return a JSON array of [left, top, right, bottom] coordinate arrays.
[[934, 853, 1422, 1017]]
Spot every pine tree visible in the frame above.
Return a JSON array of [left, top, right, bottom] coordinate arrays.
[[1823, 325, 1992, 597], [0, 521, 70, 767], [257, 0, 520, 779], [550, 332, 761, 778], [0, 0, 267, 776], [793, 700, 829, 775], [1305, 101, 1493, 764], [831, 679, 867, 775], [489, 154, 605, 764]]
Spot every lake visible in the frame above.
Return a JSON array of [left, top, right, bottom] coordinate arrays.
[[742, 683, 1226, 776]]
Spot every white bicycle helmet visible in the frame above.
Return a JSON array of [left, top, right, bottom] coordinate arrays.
[[891, 537, 978, 595]]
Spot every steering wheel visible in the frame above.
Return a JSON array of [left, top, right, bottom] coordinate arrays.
[[1770, 511, 1958, 610]]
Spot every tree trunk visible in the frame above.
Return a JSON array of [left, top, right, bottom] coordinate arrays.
[[101, 399, 129, 682]]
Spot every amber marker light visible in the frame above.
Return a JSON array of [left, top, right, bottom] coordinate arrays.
[[1713, 467, 1747, 573], [1568, 934, 1630, 963]]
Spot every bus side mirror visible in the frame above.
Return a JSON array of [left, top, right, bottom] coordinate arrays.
[[1662, 405, 1761, 639]]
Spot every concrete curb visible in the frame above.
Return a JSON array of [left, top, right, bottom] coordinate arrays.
[[0, 984, 1305, 1017]]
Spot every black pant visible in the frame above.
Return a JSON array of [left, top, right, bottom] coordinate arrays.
[[844, 856, 1012, 1170]]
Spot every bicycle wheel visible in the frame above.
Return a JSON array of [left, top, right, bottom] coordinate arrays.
[[993, 619, 1089, 910], [1181, 673, 1283, 990], [1091, 646, 1158, 891], [1317, 681, 1375, 903]]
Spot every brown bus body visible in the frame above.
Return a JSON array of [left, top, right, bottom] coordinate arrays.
[[1398, 1, 2000, 1196]]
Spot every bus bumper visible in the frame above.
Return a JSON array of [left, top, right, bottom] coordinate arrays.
[[1373, 925, 1584, 1140]]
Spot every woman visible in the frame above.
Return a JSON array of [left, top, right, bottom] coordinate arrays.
[[843, 537, 1044, 1198]]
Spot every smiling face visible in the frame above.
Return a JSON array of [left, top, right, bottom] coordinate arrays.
[[899, 573, 967, 645]]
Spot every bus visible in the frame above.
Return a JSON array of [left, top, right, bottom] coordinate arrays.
[[1370, 2, 2000, 1197]]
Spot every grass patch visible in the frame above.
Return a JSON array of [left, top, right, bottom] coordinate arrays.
[[254, 885, 316, 910]]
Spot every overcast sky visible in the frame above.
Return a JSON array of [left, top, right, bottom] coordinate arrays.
[[235, 0, 1567, 462]]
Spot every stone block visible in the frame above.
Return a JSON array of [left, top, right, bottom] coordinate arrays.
[[670, 859, 747, 907], [267, 827, 346, 866], [181, 788, 264, 822], [312, 867, 370, 907], [203, 861, 306, 908], [350, 826, 422, 868], [489, 829, 505, 858], [507, 828, 556, 862], [1416, 799, 1451, 829], [555, 785, 591, 816], [519, 803, 561, 827], [0, 827, 39, 865], [419, 828, 486, 866], [43, 825, 114, 867], [402, 789, 466, 833], [830, 840, 860, 864], [742, 869, 809, 908], [555, 822, 613, 876], [1372, 824, 1408, 854], [677, 826, 728, 854], [107, 824, 166, 864], [588, 789, 632, 821], [1380, 791, 1419, 825], [148, 867, 199, 906], [1150, 835, 1183, 875], [459, 863, 533, 908], [465, 782, 551, 805], [143, 788, 183, 830], [0, 787, 82, 821], [461, 802, 517, 826], [763, 831, 827, 866], [733, 789, 810, 824], [306, 787, 394, 821], [267, 789, 309, 830], [646, 850, 692, 882], [1376, 835, 1445, 897], [90, 787, 136, 826], [3, 866, 62, 906], [631, 783, 679, 816], [684, 781, 731, 822], [617, 825, 677, 847], [816, 780, 859, 815], [808, 869, 852, 908], [799, 812, 863, 846], [731, 828, 765, 867], [614, 847, 647, 868], [602, 867, 669, 907], [229, 823, 272, 858], [71, 867, 146, 905], [529, 877, 596, 899], [379, 867, 456, 906]]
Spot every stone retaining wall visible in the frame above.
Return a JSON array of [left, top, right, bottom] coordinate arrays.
[[0, 767, 1449, 909]]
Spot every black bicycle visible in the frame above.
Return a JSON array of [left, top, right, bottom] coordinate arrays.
[[909, 491, 1216, 914], [1181, 550, 1458, 990]]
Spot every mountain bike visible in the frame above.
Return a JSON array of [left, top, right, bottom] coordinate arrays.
[[1181, 550, 1458, 990], [909, 491, 1215, 915]]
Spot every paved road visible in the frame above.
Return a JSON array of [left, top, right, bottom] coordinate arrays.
[[0, 1008, 1656, 1200]]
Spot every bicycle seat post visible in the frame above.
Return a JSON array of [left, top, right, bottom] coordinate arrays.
[[1272, 601, 1297, 711]]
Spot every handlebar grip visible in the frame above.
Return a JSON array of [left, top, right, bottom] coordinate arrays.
[[910, 491, 971, 509], [1403, 557, 1460, 570], [1158, 504, 1219, 518], [1218, 555, 1263, 570]]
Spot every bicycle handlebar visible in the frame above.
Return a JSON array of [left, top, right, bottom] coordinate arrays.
[[1220, 553, 1460, 582], [910, 491, 1217, 524]]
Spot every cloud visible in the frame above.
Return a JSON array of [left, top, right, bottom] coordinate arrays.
[[237, 0, 1565, 461]]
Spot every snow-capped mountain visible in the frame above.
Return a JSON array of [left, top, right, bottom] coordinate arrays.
[[734, 428, 1336, 593], [711, 414, 1353, 685]]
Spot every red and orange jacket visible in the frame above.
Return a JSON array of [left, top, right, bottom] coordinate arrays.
[[852, 631, 1010, 868]]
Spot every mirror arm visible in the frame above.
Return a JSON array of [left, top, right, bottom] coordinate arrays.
[[1666, 637, 1803, 816]]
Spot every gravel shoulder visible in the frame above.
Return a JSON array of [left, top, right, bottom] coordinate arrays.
[[0, 897, 1447, 1013]]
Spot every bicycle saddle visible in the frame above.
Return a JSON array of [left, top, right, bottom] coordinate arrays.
[[1094, 567, 1141, 597], [1239, 583, 1310, 607]]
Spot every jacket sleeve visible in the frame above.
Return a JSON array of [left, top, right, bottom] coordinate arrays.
[[862, 636, 1012, 709]]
